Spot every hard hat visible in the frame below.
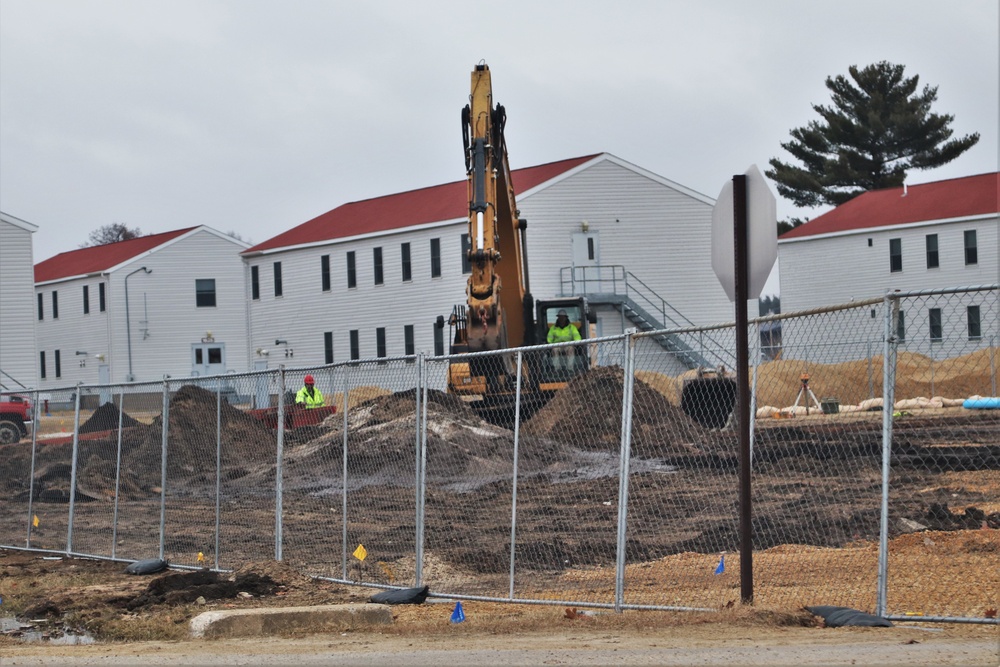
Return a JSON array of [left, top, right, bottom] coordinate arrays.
[[557, 309, 568, 317], [304, 374, 315, 384]]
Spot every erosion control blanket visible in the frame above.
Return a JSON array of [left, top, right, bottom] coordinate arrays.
[[806, 605, 893, 627]]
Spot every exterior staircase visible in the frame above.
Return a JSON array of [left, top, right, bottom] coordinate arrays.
[[559, 265, 737, 370]]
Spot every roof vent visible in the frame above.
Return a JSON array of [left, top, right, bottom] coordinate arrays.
[[902, 183, 908, 197]]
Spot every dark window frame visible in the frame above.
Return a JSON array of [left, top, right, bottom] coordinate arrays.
[[99, 283, 106, 312], [195, 279, 217, 307], [376, 327, 387, 359], [39, 351, 46, 379], [273, 261, 283, 297], [251, 265, 260, 300], [373, 247, 384, 285], [461, 234, 471, 274], [889, 238, 902, 273], [83, 285, 90, 314], [965, 229, 978, 265], [404, 324, 415, 356], [433, 323, 444, 356], [896, 309, 906, 342], [52, 291, 58, 319], [347, 251, 357, 288], [37, 293, 44, 321], [925, 234, 939, 269], [430, 238, 442, 278], [401, 243, 412, 282], [968, 305, 982, 340], [929, 307, 943, 342], [54, 349, 61, 378], [321, 255, 331, 292], [349, 329, 360, 360], [324, 331, 334, 364]]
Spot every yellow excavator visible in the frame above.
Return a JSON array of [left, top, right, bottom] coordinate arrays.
[[437, 63, 596, 424]]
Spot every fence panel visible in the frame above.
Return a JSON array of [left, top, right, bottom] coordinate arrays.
[[884, 288, 1000, 620], [0, 388, 39, 550]]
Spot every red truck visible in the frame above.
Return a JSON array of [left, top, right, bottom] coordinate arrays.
[[0, 395, 33, 444]]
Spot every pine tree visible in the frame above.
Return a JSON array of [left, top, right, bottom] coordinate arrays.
[[767, 61, 979, 208]]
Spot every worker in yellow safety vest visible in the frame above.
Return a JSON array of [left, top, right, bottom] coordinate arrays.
[[547, 310, 581, 372], [295, 374, 324, 408]]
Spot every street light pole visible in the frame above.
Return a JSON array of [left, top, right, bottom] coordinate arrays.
[[125, 266, 151, 381]]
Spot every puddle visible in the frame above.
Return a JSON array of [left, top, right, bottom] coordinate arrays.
[[1, 616, 96, 645]]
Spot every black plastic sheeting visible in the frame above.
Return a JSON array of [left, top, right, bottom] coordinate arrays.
[[370, 585, 430, 605], [124, 558, 169, 575], [806, 605, 893, 627]]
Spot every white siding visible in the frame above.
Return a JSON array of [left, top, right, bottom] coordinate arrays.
[[36, 227, 250, 385], [779, 216, 999, 313], [246, 154, 736, 375], [0, 215, 38, 389]]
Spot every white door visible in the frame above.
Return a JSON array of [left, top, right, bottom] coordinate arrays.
[[253, 359, 269, 409], [571, 232, 600, 293], [98, 363, 111, 405], [192, 343, 226, 377]]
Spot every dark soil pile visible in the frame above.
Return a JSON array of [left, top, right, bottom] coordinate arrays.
[[523, 366, 710, 457], [129, 384, 278, 480], [79, 403, 144, 434], [122, 569, 279, 610]]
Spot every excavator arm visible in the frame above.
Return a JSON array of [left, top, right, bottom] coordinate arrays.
[[462, 63, 529, 353]]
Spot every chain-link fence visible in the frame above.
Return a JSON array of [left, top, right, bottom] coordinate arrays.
[[1, 286, 997, 622]]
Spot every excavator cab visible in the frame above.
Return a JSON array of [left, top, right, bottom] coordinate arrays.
[[535, 298, 596, 386]]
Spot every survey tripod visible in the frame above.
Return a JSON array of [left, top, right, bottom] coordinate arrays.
[[793, 373, 822, 415]]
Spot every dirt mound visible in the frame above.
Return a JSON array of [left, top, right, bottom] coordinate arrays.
[[523, 366, 709, 457], [79, 403, 143, 434]]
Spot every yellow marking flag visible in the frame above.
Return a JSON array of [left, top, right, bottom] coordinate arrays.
[[197, 552, 205, 564], [32, 515, 39, 528], [353, 544, 368, 561]]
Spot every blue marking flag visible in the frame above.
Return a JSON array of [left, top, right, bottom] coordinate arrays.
[[714, 554, 725, 575], [450, 601, 465, 623]]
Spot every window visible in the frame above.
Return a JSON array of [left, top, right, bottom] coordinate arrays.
[[587, 237, 596, 261], [925, 234, 939, 269], [867, 238, 873, 247], [929, 308, 942, 342], [461, 234, 471, 274], [968, 306, 982, 340], [273, 262, 283, 297], [251, 265, 260, 300], [376, 327, 387, 359], [54, 350, 61, 378], [99, 282, 106, 312], [965, 230, 978, 265], [324, 331, 334, 364], [347, 251, 357, 288], [404, 324, 415, 356], [83, 285, 90, 314], [349, 330, 360, 360], [321, 255, 331, 292], [433, 323, 444, 356], [889, 238, 902, 272], [195, 279, 217, 307], [896, 310, 906, 342], [52, 291, 58, 319], [430, 238, 441, 278], [37, 293, 43, 321], [401, 243, 412, 282], [373, 247, 384, 285], [39, 351, 46, 379]]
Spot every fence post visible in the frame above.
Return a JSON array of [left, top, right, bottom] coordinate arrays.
[[877, 293, 900, 617], [214, 379, 222, 570], [25, 389, 40, 548], [867, 340, 874, 400], [415, 353, 425, 586], [159, 377, 170, 561], [111, 384, 126, 560], [341, 365, 350, 580], [614, 331, 637, 612], [990, 336, 996, 397], [66, 384, 83, 554], [275, 366, 286, 562], [508, 349, 524, 600]]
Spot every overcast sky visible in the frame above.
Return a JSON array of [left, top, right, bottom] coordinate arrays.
[[2, 1, 997, 297]]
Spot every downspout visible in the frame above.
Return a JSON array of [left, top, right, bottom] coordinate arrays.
[[124, 266, 151, 381]]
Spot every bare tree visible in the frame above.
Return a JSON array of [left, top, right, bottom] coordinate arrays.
[[80, 223, 144, 247]]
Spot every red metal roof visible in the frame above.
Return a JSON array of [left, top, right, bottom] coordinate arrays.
[[34, 228, 196, 283], [244, 154, 601, 254], [780, 173, 999, 240]]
